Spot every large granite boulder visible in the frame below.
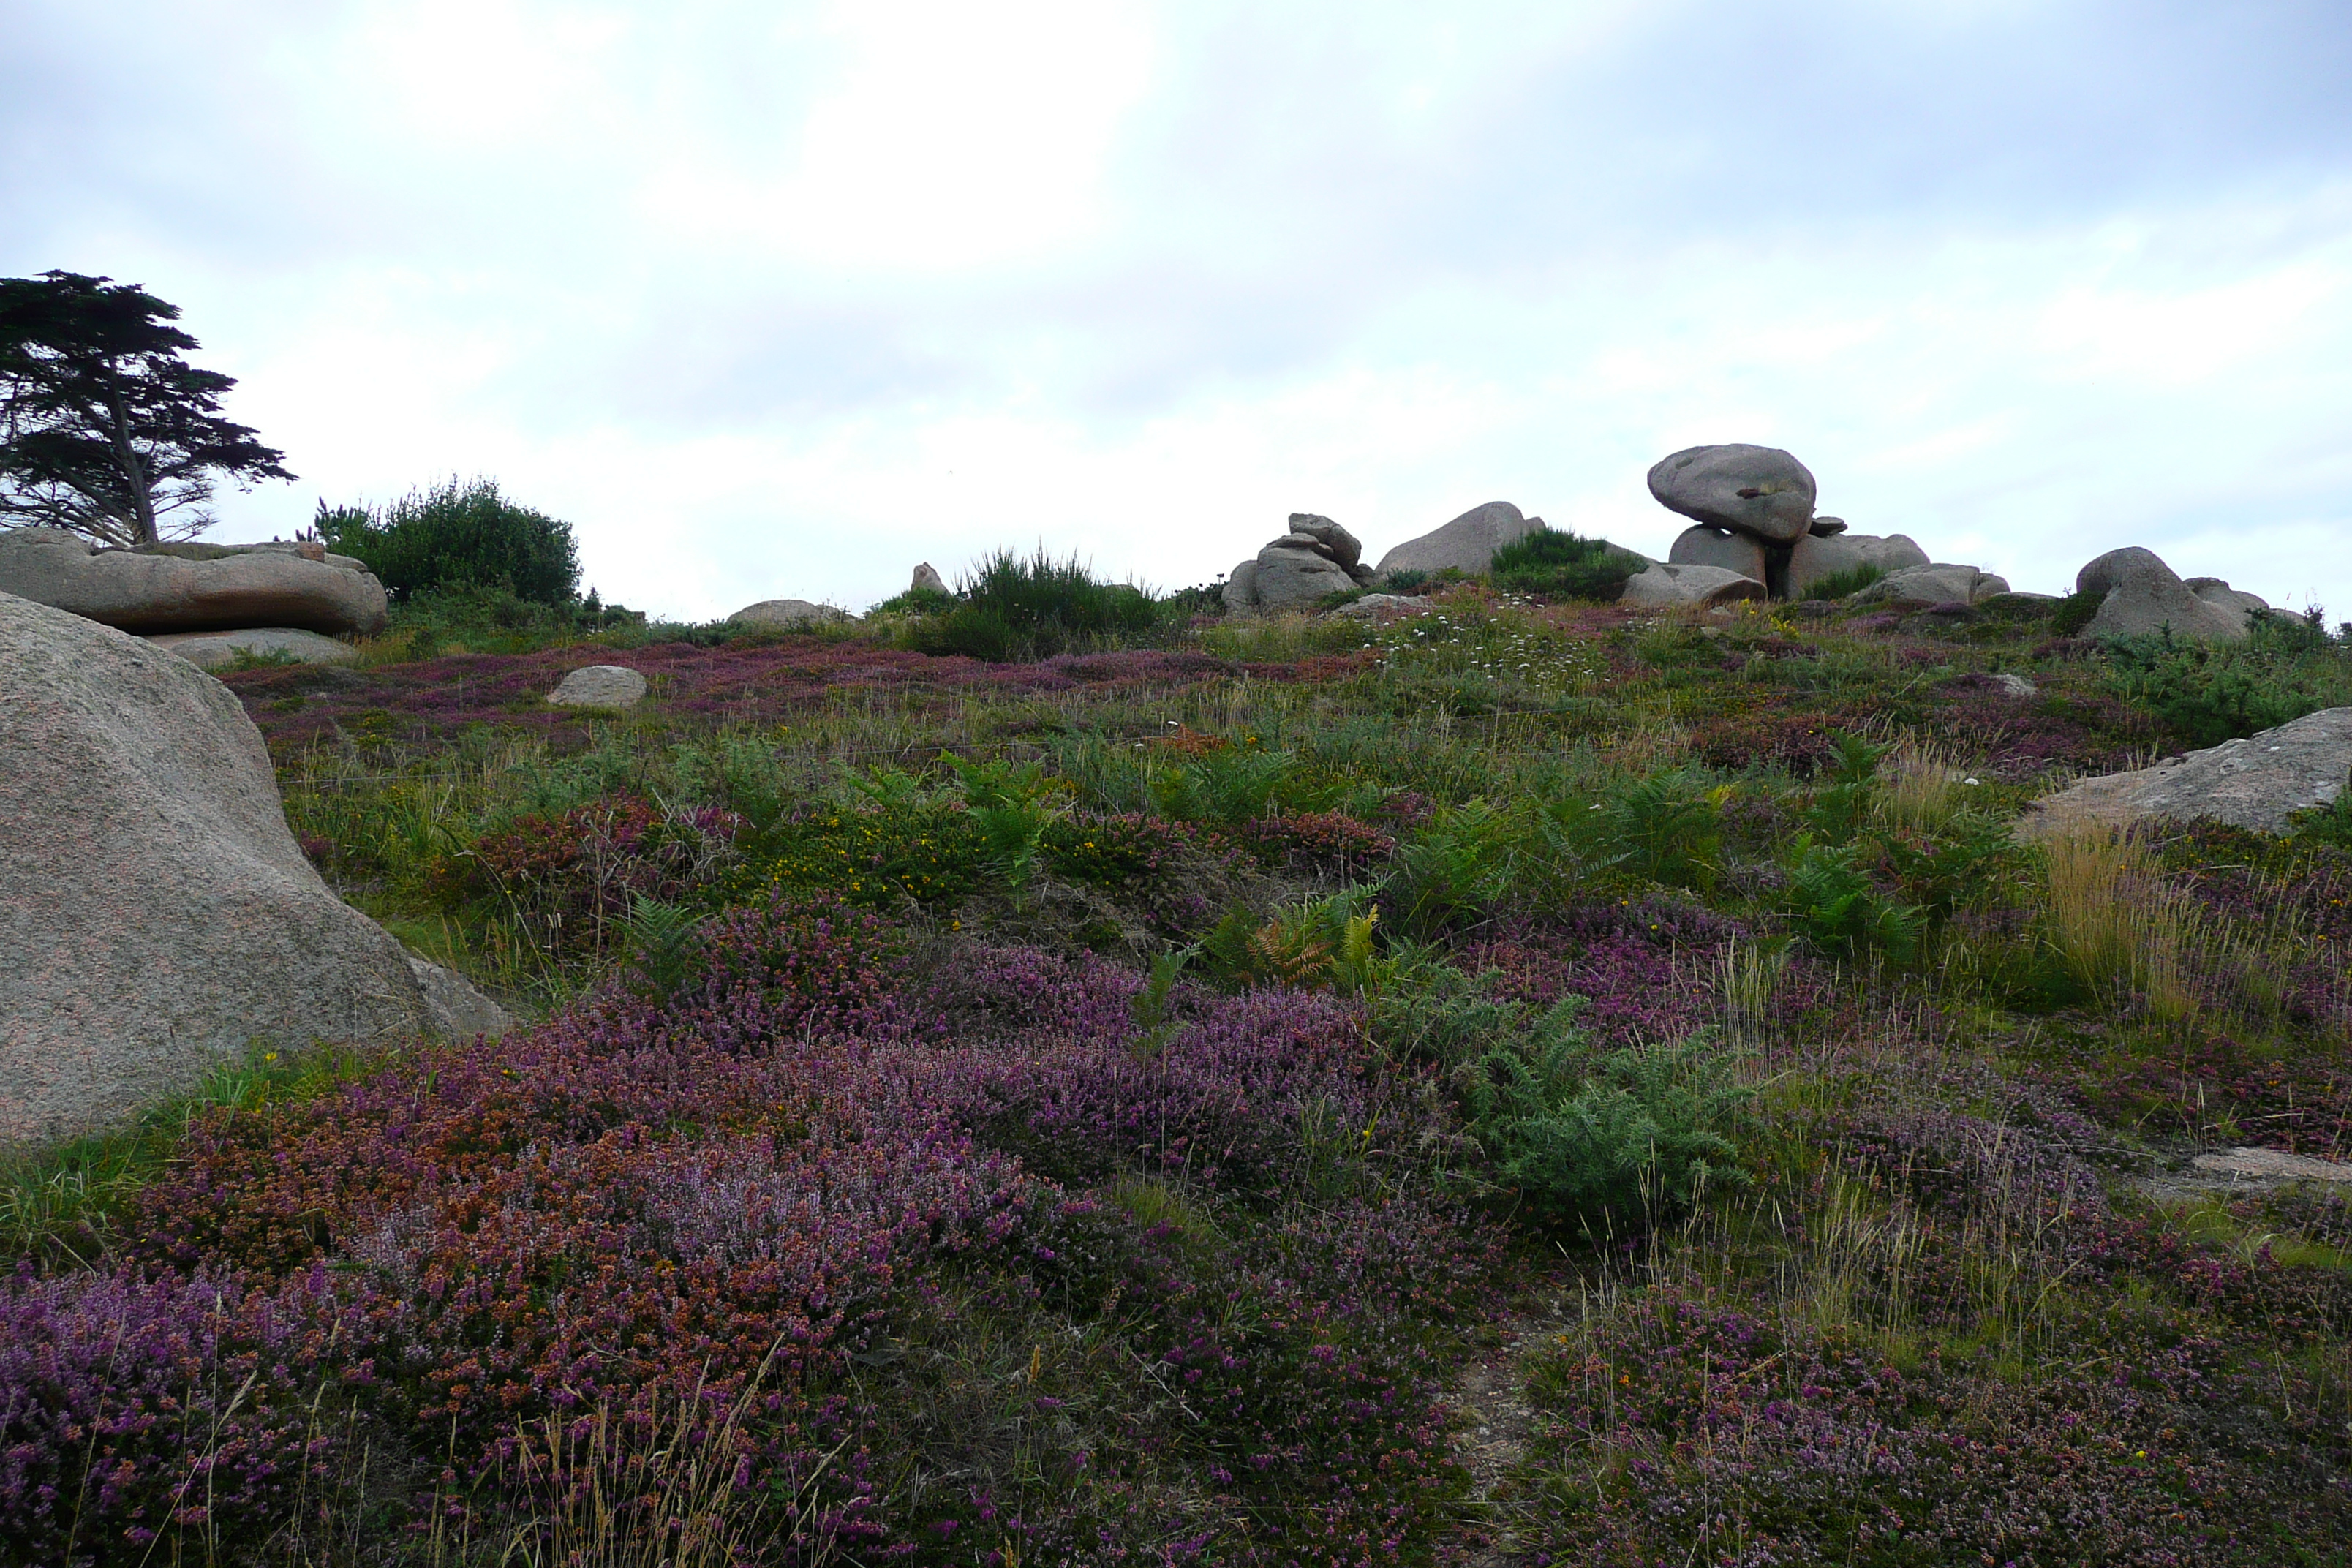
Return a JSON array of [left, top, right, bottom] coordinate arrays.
[[1646, 445, 1817, 545], [1667, 526, 1768, 584], [2024, 707, 2352, 837], [0, 527, 390, 636], [1254, 538, 1358, 608], [1618, 562, 1769, 608], [146, 627, 358, 671], [1373, 501, 1539, 578], [910, 562, 949, 595], [0, 590, 509, 1146], [1850, 562, 2011, 606], [1785, 532, 1931, 596], [2076, 549, 2247, 642], [731, 598, 858, 630]]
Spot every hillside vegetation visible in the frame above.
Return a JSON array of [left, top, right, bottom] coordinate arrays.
[[7, 565, 2352, 1567]]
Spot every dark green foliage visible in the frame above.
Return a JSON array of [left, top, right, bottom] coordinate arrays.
[[1149, 746, 1300, 827], [1805, 730, 1890, 842], [908, 547, 1163, 660], [870, 584, 956, 617], [314, 476, 581, 605], [0, 270, 293, 543], [1882, 813, 2016, 916], [619, 894, 705, 1001], [2050, 588, 2104, 636], [1488, 527, 1648, 600], [1785, 839, 1923, 960], [1463, 1011, 1750, 1228], [1798, 562, 1887, 601], [1605, 769, 1726, 891], [383, 581, 641, 658], [2105, 611, 2352, 745], [2288, 791, 2352, 852], [949, 754, 1066, 889]]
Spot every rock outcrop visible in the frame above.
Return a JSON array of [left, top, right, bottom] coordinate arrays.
[[731, 598, 858, 630], [0, 590, 508, 1146], [1372, 502, 1539, 578], [2076, 548, 2249, 642], [547, 665, 649, 709], [1226, 514, 1379, 611], [910, 562, 949, 595], [1619, 562, 1770, 608], [1647, 445, 1817, 545], [145, 627, 360, 671], [0, 527, 389, 636], [1784, 532, 1930, 596], [2024, 706, 2352, 837]]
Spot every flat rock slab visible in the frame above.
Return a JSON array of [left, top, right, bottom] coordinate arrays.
[[2190, 1147, 2352, 1186], [548, 664, 649, 709], [1, 589, 508, 1145], [1619, 562, 1767, 608], [146, 627, 358, 671], [0, 527, 390, 636], [2024, 706, 2352, 837]]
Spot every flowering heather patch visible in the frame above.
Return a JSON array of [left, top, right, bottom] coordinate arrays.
[[1687, 674, 2155, 777], [1238, 809, 1398, 876], [0, 1265, 363, 1563], [440, 794, 739, 954], [1464, 902, 1744, 1048], [227, 642, 1285, 753], [1520, 1281, 2352, 1564]]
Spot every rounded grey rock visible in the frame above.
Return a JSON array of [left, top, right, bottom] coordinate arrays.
[[1667, 525, 1768, 584], [1373, 501, 1537, 578], [548, 665, 649, 709], [1646, 445, 1817, 545], [1618, 562, 1768, 608], [145, 627, 358, 671], [0, 526, 391, 636]]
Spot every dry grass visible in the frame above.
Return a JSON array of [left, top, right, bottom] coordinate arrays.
[[2040, 826, 2204, 1026]]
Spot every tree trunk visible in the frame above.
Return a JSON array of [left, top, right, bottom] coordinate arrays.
[[102, 373, 158, 544]]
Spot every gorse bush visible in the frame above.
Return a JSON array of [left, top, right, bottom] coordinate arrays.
[[314, 475, 581, 605], [1488, 526, 1648, 600], [2103, 610, 2352, 745]]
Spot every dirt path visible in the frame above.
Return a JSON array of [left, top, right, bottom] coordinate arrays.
[[1449, 1293, 1576, 1566]]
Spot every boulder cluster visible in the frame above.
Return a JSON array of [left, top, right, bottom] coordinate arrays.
[[0, 527, 388, 670]]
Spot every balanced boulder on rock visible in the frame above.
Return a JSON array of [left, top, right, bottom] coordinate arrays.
[[1226, 513, 1377, 611], [1372, 501, 1539, 578], [1647, 445, 1817, 545], [0, 589, 508, 1145], [0, 527, 389, 636]]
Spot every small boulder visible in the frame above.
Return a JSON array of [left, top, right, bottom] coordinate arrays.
[[1809, 516, 1849, 537], [0, 527, 390, 636], [2077, 546, 2174, 599], [145, 627, 358, 671], [1254, 540, 1358, 609], [1785, 532, 1930, 596], [1618, 562, 1769, 608], [731, 598, 857, 630], [1, 590, 508, 1145], [1222, 559, 1261, 611], [2024, 706, 2352, 837], [1373, 501, 1539, 578], [910, 562, 949, 595], [1851, 563, 2009, 606], [1667, 526, 1768, 584], [1646, 445, 1817, 544], [1328, 593, 1431, 621], [548, 665, 649, 709]]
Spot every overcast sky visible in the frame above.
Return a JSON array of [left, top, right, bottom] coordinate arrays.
[[6, 1, 2350, 620]]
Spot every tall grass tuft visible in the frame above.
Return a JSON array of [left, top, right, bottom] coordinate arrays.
[[910, 547, 1164, 660], [2040, 827, 2202, 1025]]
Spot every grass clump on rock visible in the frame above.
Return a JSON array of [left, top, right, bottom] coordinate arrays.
[[1488, 525, 1648, 600]]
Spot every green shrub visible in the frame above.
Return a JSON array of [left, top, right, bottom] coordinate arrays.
[[1798, 562, 1886, 601], [1604, 769, 1727, 892], [2050, 589, 2103, 636], [908, 548, 1164, 660], [949, 755, 1067, 891], [2103, 611, 2352, 745], [1785, 839, 1923, 961], [315, 476, 581, 605], [1462, 1011, 1751, 1229], [1489, 528, 1648, 600], [1804, 731, 1890, 843]]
